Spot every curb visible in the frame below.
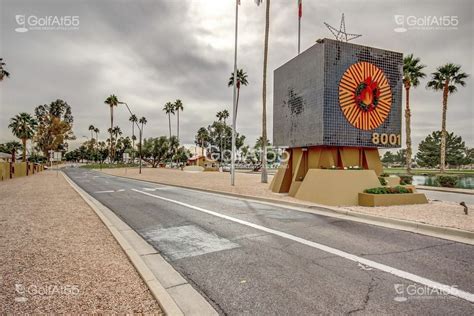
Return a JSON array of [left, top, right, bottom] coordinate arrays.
[[62, 172, 218, 316], [417, 186, 473, 195], [98, 170, 474, 245]]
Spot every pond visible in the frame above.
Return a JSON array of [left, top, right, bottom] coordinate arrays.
[[412, 175, 474, 189]]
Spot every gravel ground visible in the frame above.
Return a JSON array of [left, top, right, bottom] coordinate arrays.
[[101, 167, 474, 232], [0, 171, 162, 314]]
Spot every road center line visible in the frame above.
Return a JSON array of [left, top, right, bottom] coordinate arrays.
[[94, 190, 115, 194], [132, 188, 474, 303]]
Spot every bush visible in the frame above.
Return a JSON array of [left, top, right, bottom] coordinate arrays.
[[380, 173, 390, 177], [436, 175, 458, 188], [364, 186, 413, 194], [399, 175, 413, 185], [378, 177, 387, 186]]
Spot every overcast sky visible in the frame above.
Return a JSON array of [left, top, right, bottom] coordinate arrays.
[[0, 0, 472, 151]]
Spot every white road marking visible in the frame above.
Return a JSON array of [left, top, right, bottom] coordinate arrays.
[[116, 189, 125, 192], [132, 188, 474, 303], [94, 190, 115, 194]]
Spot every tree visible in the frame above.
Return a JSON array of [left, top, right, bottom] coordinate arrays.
[[104, 94, 119, 159], [403, 54, 426, 173], [142, 136, 169, 168], [228, 69, 248, 116], [260, 0, 271, 183], [94, 127, 100, 141], [0, 58, 10, 81], [427, 64, 469, 172], [381, 151, 395, 165], [163, 102, 175, 139], [88, 124, 95, 140], [416, 131, 468, 168], [0, 141, 22, 162], [138, 117, 147, 165], [207, 121, 245, 162], [34, 99, 75, 156], [216, 110, 230, 164], [129, 114, 138, 150], [174, 99, 184, 141], [195, 127, 210, 157], [9, 113, 38, 161]]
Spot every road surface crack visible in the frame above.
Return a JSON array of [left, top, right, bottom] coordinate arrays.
[[359, 242, 455, 257], [347, 274, 378, 315]]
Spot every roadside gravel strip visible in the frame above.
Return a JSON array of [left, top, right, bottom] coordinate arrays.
[[0, 171, 162, 314]]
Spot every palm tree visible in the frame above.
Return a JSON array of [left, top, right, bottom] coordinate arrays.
[[260, 0, 271, 183], [403, 54, 426, 174], [174, 99, 184, 141], [0, 58, 10, 81], [3, 141, 22, 163], [196, 127, 209, 157], [8, 113, 38, 162], [216, 110, 230, 164], [94, 127, 100, 141], [228, 69, 248, 116], [104, 94, 119, 160], [427, 63, 469, 172], [163, 102, 175, 139], [129, 114, 138, 150], [138, 117, 147, 168], [88, 124, 96, 140]]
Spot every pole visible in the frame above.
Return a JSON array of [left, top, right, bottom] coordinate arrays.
[[298, 0, 301, 54], [231, 0, 239, 186]]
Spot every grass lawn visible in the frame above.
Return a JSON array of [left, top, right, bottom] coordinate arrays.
[[384, 167, 474, 176]]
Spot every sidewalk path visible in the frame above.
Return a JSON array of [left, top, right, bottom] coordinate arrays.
[[100, 167, 474, 232], [0, 171, 162, 314]]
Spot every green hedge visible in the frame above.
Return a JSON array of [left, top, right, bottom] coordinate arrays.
[[436, 175, 458, 188], [364, 186, 413, 194]]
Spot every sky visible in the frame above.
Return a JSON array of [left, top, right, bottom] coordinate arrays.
[[0, 0, 472, 152]]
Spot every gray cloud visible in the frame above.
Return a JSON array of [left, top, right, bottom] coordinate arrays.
[[0, 0, 472, 152]]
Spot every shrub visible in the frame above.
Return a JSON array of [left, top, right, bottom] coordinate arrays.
[[364, 186, 413, 194], [399, 175, 413, 185], [378, 177, 387, 186], [380, 173, 390, 177], [436, 175, 458, 188]]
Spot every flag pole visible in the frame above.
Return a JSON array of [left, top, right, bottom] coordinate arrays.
[[298, 0, 302, 54], [231, 0, 239, 186]]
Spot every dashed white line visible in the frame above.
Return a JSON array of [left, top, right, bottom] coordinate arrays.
[[94, 190, 115, 194], [132, 188, 474, 303]]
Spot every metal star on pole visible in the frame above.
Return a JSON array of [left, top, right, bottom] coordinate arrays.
[[324, 13, 362, 42]]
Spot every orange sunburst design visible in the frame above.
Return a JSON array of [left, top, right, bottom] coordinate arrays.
[[339, 61, 392, 130]]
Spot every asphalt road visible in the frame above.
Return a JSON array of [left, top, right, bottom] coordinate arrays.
[[64, 168, 474, 315]]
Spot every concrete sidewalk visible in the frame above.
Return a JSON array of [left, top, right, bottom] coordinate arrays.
[[100, 167, 474, 233], [0, 171, 162, 314]]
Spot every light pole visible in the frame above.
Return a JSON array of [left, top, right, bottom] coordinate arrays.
[[118, 101, 143, 174], [231, 0, 239, 186]]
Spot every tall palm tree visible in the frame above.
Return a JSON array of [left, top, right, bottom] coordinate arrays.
[[174, 99, 184, 141], [138, 117, 147, 166], [196, 127, 209, 157], [88, 124, 96, 140], [129, 114, 138, 150], [3, 141, 22, 163], [8, 113, 38, 162], [260, 0, 271, 183], [228, 69, 248, 116], [216, 110, 230, 164], [403, 54, 426, 174], [104, 94, 119, 160], [427, 63, 469, 172], [0, 58, 10, 81], [163, 102, 175, 139]]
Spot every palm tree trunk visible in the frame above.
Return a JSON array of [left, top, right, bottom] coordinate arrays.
[[440, 81, 449, 173], [177, 110, 180, 141], [404, 85, 412, 174], [132, 123, 135, 160], [261, 0, 270, 184], [110, 106, 114, 162], [168, 114, 172, 139], [22, 138, 27, 162]]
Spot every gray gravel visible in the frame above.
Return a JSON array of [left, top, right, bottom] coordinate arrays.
[[0, 171, 162, 314]]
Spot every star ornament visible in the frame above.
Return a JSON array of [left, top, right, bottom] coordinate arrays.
[[324, 13, 362, 42]]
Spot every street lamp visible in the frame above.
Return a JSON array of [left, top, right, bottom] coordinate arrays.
[[231, 0, 239, 186], [118, 101, 143, 174]]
